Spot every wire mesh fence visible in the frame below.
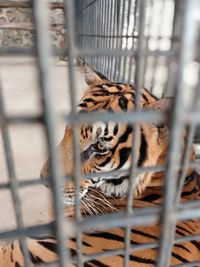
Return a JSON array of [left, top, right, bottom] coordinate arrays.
[[76, 0, 200, 144], [0, 0, 200, 267]]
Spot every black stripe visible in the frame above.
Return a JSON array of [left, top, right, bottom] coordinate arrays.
[[104, 136, 113, 141], [104, 123, 131, 159], [10, 250, 14, 262], [106, 176, 127, 186], [79, 103, 88, 108], [176, 225, 193, 235], [38, 241, 57, 253], [87, 232, 124, 242], [118, 125, 133, 144], [130, 90, 135, 97], [70, 248, 77, 257], [102, 101, 109, 109], [176, 223, 200, 251], [137, 130, 148, 166], [141, 193, 161, 202], [114, 84, 123, 90], [87, 232, 137, 246], [181, 188, 198, 197], [172, 252, 188, 263], [84, 98, 96, 102], [15, 262, 22, 267], [93, 90, 121, 97], [87, 259, 109, 267], [191, 240, 200, 251], [108, 92, 122, 96], [84, 128, 88, 138], [184, 170, 196, 184], [184, 175, 194, 186], [119, 96, 128, 110], [94, 165, 101, 171], [113, 123, 119, 135], [10, 242, 14, 262], [84, 263, 93, 267], [19, 242, 44, 264], [92, 93, 109, 97], [176, 229, 186, 237], [174, 244, 191, 253], [131, 229, 158, 240], [104, 123, 109, 135], [98, 156, 112, 167], [129, 254, 155, 265], [70, 238, 92, 247], [117, 147, 132, 169], [142, 93, 149, 103], [182, 221, 197, 233], [143, 88, 158, 101], [94, 71, 108, 80], [29, 251, 44, 264], [175, 228, 199, 251]]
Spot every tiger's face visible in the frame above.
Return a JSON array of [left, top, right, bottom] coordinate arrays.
[[40, 59, 171, 212]]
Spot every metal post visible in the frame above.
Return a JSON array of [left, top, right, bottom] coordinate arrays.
[[156, 1, 198, 266], [32, 0, 71, 266]]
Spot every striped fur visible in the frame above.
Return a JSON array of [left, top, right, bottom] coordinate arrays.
[[1, 174, 199, 267], [0, 60, 199, 266]]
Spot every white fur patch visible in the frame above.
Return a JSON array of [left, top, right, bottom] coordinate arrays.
[[92, 173, 147, 198], [62, 187, 89, 206], [98, 178, 129, 198]]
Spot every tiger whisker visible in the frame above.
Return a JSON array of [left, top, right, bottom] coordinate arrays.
[[81, 199, 95, 216], [89, 194, 118, 212], [82, 197, 100, 215], [89, 187, 118, 205], [89, 194, 114, 209], [84, 196, 103, 215], [83, 196, 105, 215], [89, 188, 119, 211], [85, 193, 117, 213], [89, 188, 112, 204], [81, 200, 93, 216]]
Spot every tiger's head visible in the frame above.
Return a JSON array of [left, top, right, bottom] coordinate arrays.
[[40, 59, 194, 214]]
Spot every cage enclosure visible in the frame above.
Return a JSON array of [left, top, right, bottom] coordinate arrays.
[[0, 0, 200, 267]]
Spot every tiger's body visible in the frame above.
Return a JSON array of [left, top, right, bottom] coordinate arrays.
[[1, 173, 200, 267], [0, 59, 199, 267]]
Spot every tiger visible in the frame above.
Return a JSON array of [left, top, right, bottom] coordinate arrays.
[[0, 58, 200, 267]]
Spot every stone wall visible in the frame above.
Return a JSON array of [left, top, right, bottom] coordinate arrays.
[[0, 3, 65, 48]]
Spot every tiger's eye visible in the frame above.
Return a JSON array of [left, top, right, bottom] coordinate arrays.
[[94, 139, 107, 152], [96, 141, 106, 150]]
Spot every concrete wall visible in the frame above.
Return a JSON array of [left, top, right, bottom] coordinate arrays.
[[0, 5, 65, 47]]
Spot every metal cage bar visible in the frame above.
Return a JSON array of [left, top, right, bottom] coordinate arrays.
[[32, 1, 71, 266], [63, 1, 84, 266], [0, 0, 200, 267], [0, 80, 32, 266], [157, 1, 199, 266]]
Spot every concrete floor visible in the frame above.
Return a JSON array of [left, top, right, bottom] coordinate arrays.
[[0, 56, 85, 230]]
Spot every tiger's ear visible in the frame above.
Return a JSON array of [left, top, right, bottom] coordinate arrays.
[[147, 97, 173, 111], [77, 57, 108, 85]]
